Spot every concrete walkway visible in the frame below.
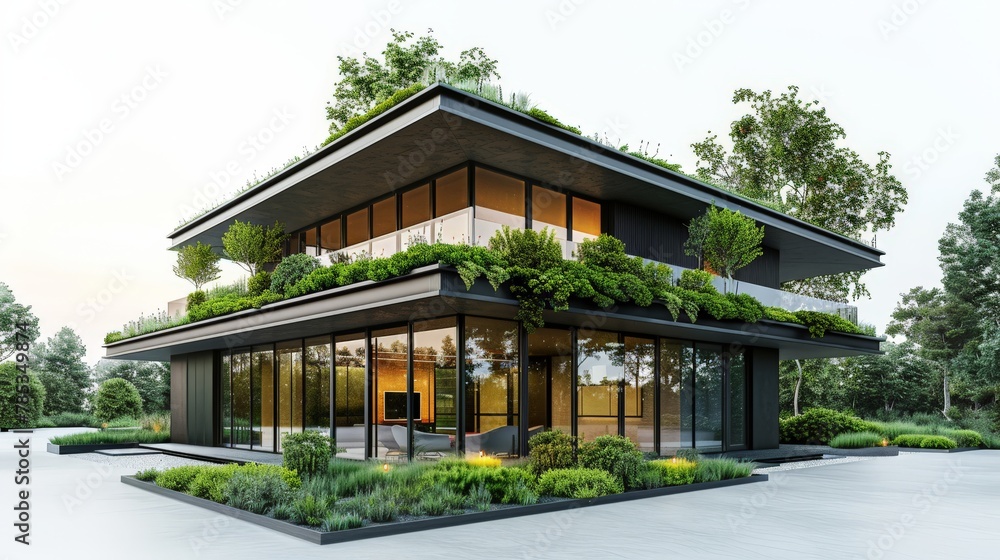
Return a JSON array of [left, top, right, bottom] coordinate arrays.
[[3, 428, 998, 559]]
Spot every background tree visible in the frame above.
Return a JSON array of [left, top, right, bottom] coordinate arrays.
[[692, 85, 907, 302], [173, 242, 221, 291], [31, 327, 91, 414], [93, 359, 170, 413], [93, 378, 143, 421], [221, 220, 288, 277], [886, 287, 978, 419], [326, 29, 500, 133], [0, 362, 46, 428], [0, 282, 41, 362]]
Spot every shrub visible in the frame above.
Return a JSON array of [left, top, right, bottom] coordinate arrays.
[[247, 270, 272, 297], [186, 290, 207, 309], [282, 430, 334, 477], [44, 411, 96, 428], [93, 378, 143, 422], [829, 431, 886, 449], [321, 512, 365, 531], [526, 107, 582, 134], [527, 430, 577, 475], [537, 468, 623, 499], [466, 482, 492, 511], [342, 486, 400, 522], [501, 476, 539, 505], [0, 362, 46, 429], [155, 466, 205, 492], [225, 466, 296, 515], [189, 464, 239, 503], [48, 429, 169, 446], [892, 434, 957, 449], [415, 483, 467, 516], [694, 458, 755, 482], [944, 429, 983, 448], [793, 310, 861, 337], [134, 468, 160, 482], [270, 253, 320, 295], [465, 455, 502, 468], [290, 493, 329, 526], [779, 408, 870, 445], [679, 269, 714, 292], [578, 435, 645, 489], [647, 458, 698, 486], [867, 421, 930, 440]]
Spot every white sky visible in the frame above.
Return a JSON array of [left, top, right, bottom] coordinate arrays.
[[2, 0, 998, 366]]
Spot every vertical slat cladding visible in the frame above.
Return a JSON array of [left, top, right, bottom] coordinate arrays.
[[609, 202, 779, 288], [609, 203, 699, 269], [185, 351, 215, 446], [171, 356, 188, 444]]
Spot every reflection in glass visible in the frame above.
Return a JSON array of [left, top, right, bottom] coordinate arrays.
[[695, 345, 723, 451], [659, 340, 693, 453], [305, 337, 331, 436], [729, 351, 747, 448], [527, 328, 572, 434], [372, 196, 397, 237], [624, 336, 655, 452], [414, 318, 458, 441], [335, 334, 366, 458], [231, 351, 250, 449], [277, 340, 303, 452], [320, 218, 341, 253], [576, 331, 623, 442], [464, 317, 519, 434], [252, 345, 274, 451], [221, 353, 231, 446], [371, 326, 408, 459]]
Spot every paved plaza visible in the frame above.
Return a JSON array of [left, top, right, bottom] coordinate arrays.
[[3, 428, 998, 559]]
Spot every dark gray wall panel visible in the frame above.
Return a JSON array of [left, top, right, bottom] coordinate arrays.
[[170, 356, 187, 444], [186, 351, 215, 446], [750, 347, 779, 449]]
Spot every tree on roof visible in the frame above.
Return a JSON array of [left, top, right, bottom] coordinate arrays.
[[325, 29, 500, 134]]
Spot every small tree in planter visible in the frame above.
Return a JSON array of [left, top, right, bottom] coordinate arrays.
[[684, 205, 764, 292], [221, 220, 288, 277], [173, 242, 221, 292]]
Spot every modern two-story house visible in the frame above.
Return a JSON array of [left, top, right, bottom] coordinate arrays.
[[104, 83, 883, 461]]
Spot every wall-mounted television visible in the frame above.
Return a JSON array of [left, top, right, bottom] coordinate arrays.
[[383, 391, 420, 422]]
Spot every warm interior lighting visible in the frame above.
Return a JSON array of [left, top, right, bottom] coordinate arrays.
[[882, 438, 889, 447]]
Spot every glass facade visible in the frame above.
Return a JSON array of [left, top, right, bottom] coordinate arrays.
[[218, 326, 746, 456]]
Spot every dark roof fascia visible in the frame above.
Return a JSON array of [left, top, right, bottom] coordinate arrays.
[[168, 83, 882, 263]]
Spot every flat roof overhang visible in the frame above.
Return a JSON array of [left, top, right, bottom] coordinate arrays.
[[168, 84, 883, 283], [104, 267, 882, 362]]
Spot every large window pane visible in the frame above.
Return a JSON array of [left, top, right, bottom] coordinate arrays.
[[659, 340, 693, 454], [305, 336, 331, 436], [576, 331, 622, 442], [402, 183, 432, 228], [695, 344, 723, 451], [221, 353, 232, 446], [464, 317, 519, 454], [320, 218, 341, 253], [335, 333, 366, 459], [475, 167, 525, 218], [252, 346, 274, 451], [527, 327, 572, 435], [435, 168, 469, 217], [346, 207, 369, 246], [371, 326, 408, 459], [414, 318, 458, 445], [372, 196, 397, 237], [572, 197, 601, 240], [277, 340, 303, 452], [624, 336, 655, 452], [532, 186, 567, 238]]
